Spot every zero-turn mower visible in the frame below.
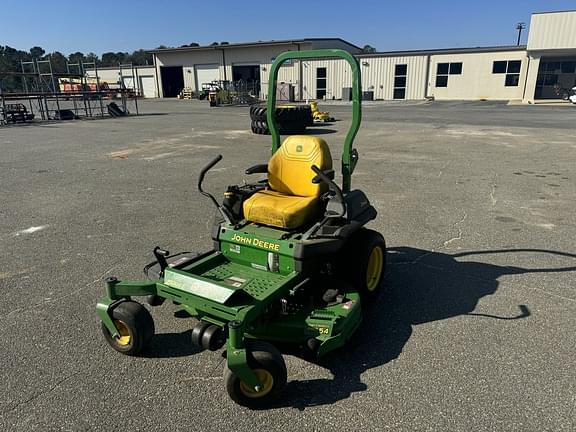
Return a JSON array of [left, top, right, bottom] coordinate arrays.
[[96, 49, 386, 408]]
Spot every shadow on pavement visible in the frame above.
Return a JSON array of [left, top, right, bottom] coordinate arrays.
[[277, 247, 576, 409], [143, 329, 202, 358], [304, 128, 337, 135]]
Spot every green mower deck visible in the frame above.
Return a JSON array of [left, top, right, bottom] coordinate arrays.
[[97, 228, 363, 390]]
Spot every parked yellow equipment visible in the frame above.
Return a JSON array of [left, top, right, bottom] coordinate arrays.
[[310, 100, 335, 122]]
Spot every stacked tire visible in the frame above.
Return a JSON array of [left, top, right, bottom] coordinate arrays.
[[249, 104, 312, 135]]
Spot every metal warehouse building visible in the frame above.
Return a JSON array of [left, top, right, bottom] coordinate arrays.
[[151, 38, 361, 99], [87, 65, 157, 98], [123, 10, 576, 103]]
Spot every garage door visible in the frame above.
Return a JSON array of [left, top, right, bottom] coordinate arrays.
[[195, 64, 220, 89], [139, 75, 156, 98]]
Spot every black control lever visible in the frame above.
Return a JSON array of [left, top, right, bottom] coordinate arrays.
[[198, 155, 223, 199], [311, 165, 346, 217], [197, 155, 234, 225], [153, 246, 170, 274]]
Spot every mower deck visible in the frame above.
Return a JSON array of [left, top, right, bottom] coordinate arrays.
[[98, 249, 361, 350]]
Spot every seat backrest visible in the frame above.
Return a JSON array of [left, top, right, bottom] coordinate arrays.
[[268, 135, 333, 197]]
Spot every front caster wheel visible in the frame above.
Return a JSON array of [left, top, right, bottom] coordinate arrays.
[[101, 301, 155, 356], [224, 341, 287, 409]]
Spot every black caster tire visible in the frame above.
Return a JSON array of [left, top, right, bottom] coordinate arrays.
[[101, 301, 155, 356], [339, 228, 387, 303], [201, 325, 225, 351], [191, 321, 212, 347], [224, 341, 287, 409], [145, 295, 165, 306]]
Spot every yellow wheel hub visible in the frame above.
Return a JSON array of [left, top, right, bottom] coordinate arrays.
[[114, 320, 131, 346], [239, 369, 274, 398], [366, 246, 384, 291]]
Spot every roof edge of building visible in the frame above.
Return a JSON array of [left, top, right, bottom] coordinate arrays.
[[148, 38, 361, 53], [532, 9, 576, 15], [85, 65, 155, 70], [356, 45, 527, 58]]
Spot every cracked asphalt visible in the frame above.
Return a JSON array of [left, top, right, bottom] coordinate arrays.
[[1, 100, 575, 431]]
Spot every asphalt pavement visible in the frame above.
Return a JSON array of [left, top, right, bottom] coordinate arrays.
[[0, 99, 575, 431]]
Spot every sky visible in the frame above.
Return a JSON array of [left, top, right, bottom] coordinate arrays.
[[1, 0, 575, 55]]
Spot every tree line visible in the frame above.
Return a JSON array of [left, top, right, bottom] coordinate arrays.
[[1, 43, 377, 92], [0, 45, 153, 92]]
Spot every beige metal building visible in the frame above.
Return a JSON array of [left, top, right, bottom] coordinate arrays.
[[86, 65, 157, 98], [92, 10, 576, 103], [524, 10, 576, 101], [297, 46, 529, 101], [150, 39, 361, 99]]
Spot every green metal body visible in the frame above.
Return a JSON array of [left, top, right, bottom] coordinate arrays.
[[97, 49, 365, 393], [96, 229, 363, 389], [266, 49, 362, 193]]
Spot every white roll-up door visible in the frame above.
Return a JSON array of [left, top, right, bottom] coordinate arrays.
[[139, 76, 156, 98], [195, 64, 220, 88]]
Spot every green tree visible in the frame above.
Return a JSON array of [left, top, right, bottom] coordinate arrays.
[[30, 46, 45, 58], [101, 52, 120, 66], [48, 51, 68, 73], [85, 52, 99, 65], [128, 49, 153, 65], [1, 45, 33, 91], [68, 51, 87, 64], [361, 44, 377, 54]]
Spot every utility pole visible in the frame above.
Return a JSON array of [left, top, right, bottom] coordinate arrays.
[[516, 22, 526, 46]]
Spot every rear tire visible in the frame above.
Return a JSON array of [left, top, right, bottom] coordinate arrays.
[[338, 229, 387, 302]]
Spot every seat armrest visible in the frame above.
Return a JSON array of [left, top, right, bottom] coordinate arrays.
[[245, 164, 268, 175], [312, 169, 335, 184]]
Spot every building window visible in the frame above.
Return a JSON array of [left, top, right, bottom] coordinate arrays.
[[436, 62, 462, 87], [493, 60, 521, 86], [393, 89, 406, 99], [449, 63, 462, 74], [394, 64, 407, 99], [436, 75, 448, 87], [505, 74, 520, 87], [395, 64, 407, 76], [493, 61, 507, 74], [507, 60, 521, 73], [316, 67, 326, 99]]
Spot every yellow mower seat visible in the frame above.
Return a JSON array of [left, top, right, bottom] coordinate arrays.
[[243, 135, 333, 229]]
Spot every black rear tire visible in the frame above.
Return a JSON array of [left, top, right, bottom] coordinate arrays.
[[338, 229, 387, 303]]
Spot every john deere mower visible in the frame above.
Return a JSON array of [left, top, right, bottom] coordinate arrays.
[[96, 49, 386, 408]]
